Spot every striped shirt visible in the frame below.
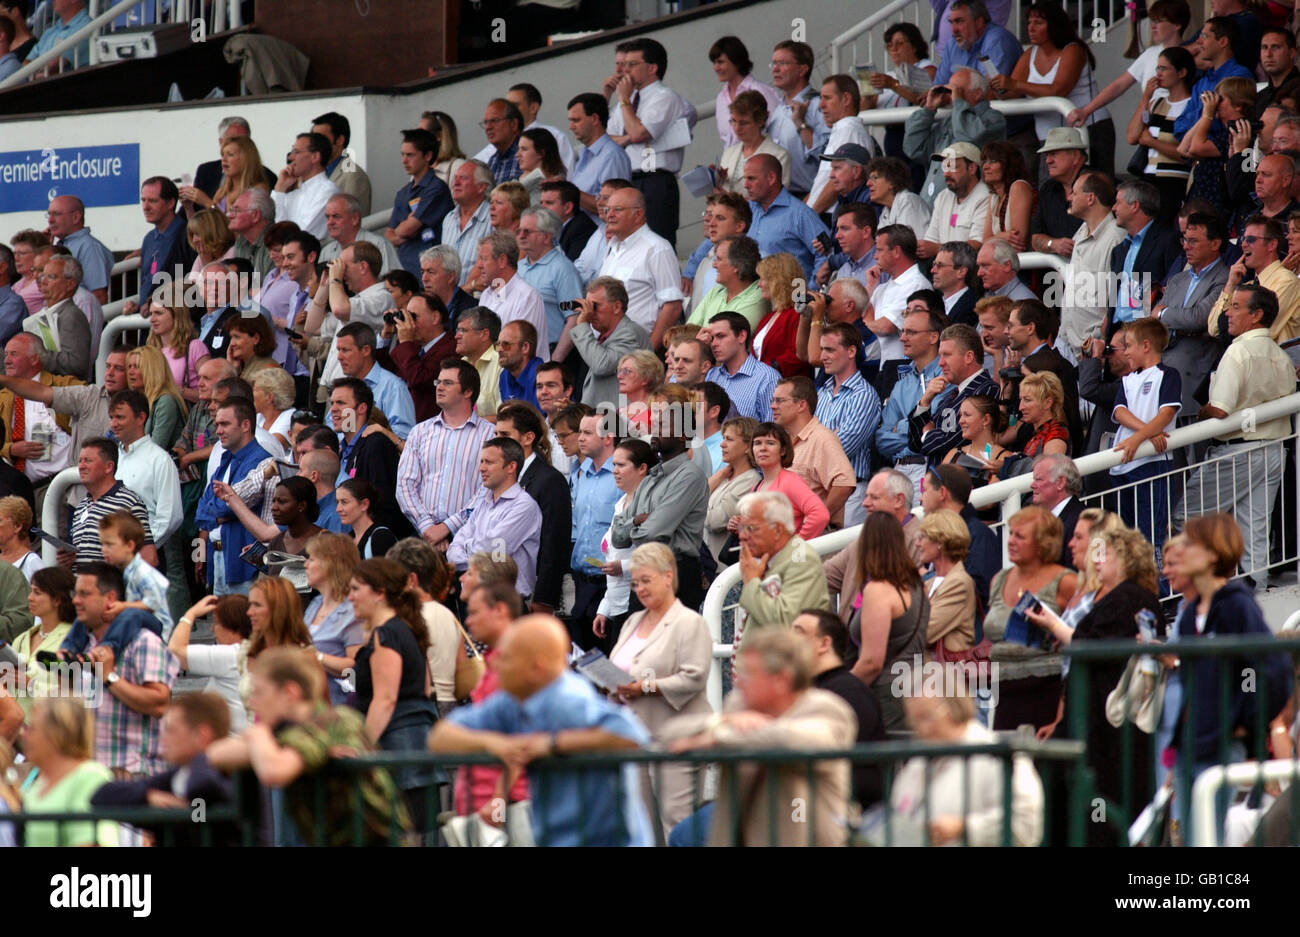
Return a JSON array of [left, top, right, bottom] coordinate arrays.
[[87, 626, 179, 775], [705, 355, 781, 423], [396, 410, 495, 535], [815, 371, 882, 480], [70, 481, 154, 571], [1144, 92, 1191, 180]]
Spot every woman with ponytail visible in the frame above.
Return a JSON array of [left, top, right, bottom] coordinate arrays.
[[348, 558, 440, 832]]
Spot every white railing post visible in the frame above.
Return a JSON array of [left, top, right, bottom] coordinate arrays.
[[1190, 760, 1300, 846], [0, 0, 143, 89], [40, 467, 82, 566], [97, 314, 149, 383]]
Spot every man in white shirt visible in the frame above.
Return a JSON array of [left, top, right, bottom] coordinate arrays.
[[476, 231, 550, 359], [807, 75, 871, 213], [108, 389, 182, 551], [865, 225, 932, 363], [271, 132, 340, 240], [318, 193, 399, 274], [918, 143, 991, 259], [607, 37, 695, 246], [1054, 170, 1126, 357], [596, 187, 683, 350]]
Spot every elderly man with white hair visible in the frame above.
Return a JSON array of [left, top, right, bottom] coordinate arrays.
[[977, 240, 1036, 301], [903, 65, 1007, 209], [822, 469, 921, 622], [441, 160, 495, 283], [319, 192, 400, 274], [24, 254, 93, 381], [734, 490, 831, 645], [418, 244, 477, 327], [517, 206, 585, 361]]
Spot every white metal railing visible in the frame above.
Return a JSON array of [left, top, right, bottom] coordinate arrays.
[[702, 392, 1300, 711], [1191, 759, 1300, 846], [96, 313, 149, 383], [2, 0, 241, 88], [829, 0, 937, 77], [40, 466, 80, 566]]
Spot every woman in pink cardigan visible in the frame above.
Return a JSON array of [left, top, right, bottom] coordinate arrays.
[[748, 422, 829, 539]]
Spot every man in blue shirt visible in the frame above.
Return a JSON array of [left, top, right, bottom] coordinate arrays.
[[876, 306, 944, 493], [0, 17, 21, 80], [1108, 179, 1182, 335], [742, 153, 829, 281], [1174, 17, 1255, 137], [497, 320, 543, 410], [933, 0, 1022, 85], [481, 99, 524, 184], [46, 195, 113, 304], [324, 322, 417, 439], [517, 207, 585, 360], [568, 413, 620, 650], [567, 92, 632, 218], [433, 614, 654, 847], [704, 311, 781, 422], [767, 39, 831, 199], [386, 128, 454, 277], [24, 0, 91, 69], [123, 176, 197, 316], [815, 323, 882, 527]]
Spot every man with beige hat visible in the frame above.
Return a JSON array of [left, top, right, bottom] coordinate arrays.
[[918, 142, 991, 260], [1031, 126, 1091, 256]]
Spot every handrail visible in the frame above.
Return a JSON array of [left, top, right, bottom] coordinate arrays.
[[96, 313, 149, 384], [857, 95, 1078, 128], [0, 0, 141, 88], [829, 0, 925, 75], [1191, 759, 1300, 847], [40, 466, 81, 566]]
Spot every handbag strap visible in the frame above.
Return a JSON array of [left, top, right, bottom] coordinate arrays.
[[454, 615, 484, 661]]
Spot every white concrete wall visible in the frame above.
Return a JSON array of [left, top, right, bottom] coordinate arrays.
[[0, 0, 875, 254]]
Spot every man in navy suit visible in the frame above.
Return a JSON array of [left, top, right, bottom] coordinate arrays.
[[1106, 179, 1182, 340]]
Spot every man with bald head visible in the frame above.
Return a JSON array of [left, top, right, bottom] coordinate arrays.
[[742, 152, 829, 281], [431, 613, 654, 846], [596, 186, 683, 350], [1233, 153, 1300, 249], [45, 195, 114, 304]]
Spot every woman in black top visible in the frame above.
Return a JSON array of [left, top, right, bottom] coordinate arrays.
[[349, 558, 439, 831], [337, 478, 398, 560]]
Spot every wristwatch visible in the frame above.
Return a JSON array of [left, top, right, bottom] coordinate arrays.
[[105, 671, 120, 686]]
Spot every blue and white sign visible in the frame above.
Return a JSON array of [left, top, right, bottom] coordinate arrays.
[[0, 144, 140, 212]]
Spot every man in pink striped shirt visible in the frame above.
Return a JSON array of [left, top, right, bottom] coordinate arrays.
[[396, 359, 495, 548]]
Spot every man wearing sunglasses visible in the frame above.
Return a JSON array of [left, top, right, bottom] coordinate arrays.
[[1206, 215, 1300, 345]]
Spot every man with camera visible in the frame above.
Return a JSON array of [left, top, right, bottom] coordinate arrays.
[[569, 277, 650, 410], [381, 292, 457, 423]]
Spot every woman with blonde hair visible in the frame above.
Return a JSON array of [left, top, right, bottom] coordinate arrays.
[[611, 542, 713, 841], [982, 505, 1076, 732], [707, 416, 760, 562], [21, 697, 117, 847], [0, 495, 39, 579], [1016, 370, 1069, 458], [147, 298, 208, 404], [752, 252, 807, 378], [180, 136, 269, 214], [302, 532, 364, 705], [917, 507, 976, 655], [126, 345, 188, 451], [185, 208, 237, 282], [247, 576, 315, 667], [490, 181, 529, 233], [252, 367, 296, 456], [617, 349, 665, 436], [425, 111, 468, 186]]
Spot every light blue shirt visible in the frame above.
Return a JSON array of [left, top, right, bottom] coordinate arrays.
[[59, 227, 115, 292], [1181, 258, 1221, 307], [440, 198, 493, 288], [768, 84, 831, 194], [875, 356, 942, 461], [747, 189, 830, 281], [571, 134, 634, 213], [833, 247, 877, 288], [303, 596, 363, 704], [1115, 219, 1154, 324], [0, 52, 19, 81], [26, 7, 93, 65], [122, 553, 174, 639], [519, 247, 586, 348], [570, 455, 619, 574], [705, 355, 781, 422], [448, 669, 653, 846], [816, 370, 882, 479], [0, 285, 26, 347], [325, 360, 417, 439], [933, 22, 1023, 85], [702, 430, 723, 477]]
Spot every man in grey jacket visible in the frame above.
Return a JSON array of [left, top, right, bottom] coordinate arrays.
[[569, 275, 650, 410], [904, 66, 1006, 209], [23, 254, 92, 381]]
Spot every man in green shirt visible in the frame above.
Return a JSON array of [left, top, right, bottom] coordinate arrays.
[[686, 236, 769, 329]]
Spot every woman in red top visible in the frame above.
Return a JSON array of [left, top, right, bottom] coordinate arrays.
[[1018, 371, 1070, 458], [749, 422, 829, 539], [752, 252, 809, 378]]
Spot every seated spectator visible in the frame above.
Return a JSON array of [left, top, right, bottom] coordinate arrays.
[[300, 532, 364, 705], [747, 420, 829, 540], [228, 187, 277, 280], [224, 314, 277, 382], [734, 491, 830, 647], [540, 180, 598, 262], [816, 202, 877, 291], [977, 240, 1036, 303], [771, 376, 855, 526], [473, 231, 550, 357], [272, 132, 341, 240], [8, 229, 50, 315], [823, 469, 922, 620], [1030, 128, 1090, 254], [442, 160, 495, 289], [916, 509, 977, 656], [45, 195, 112, 303], [983, 506, 1076, 732], [89, 692, 238, 846], [252, 368, 296, 457], [930, 244, 980, 327], [516, 128, 566, 205], [918, 143, 990, 259], [67, 439, 157, 571], [1028, 453, 1085, 566], [127, 346, 189, 452], [385, 538, 463, 718], [716, 91, 791, 194], [687, 236, 768, 331], [21, 698, 116, 847], [23, 253, 91, 381], [337, 478, 397, 560], [661, 629, 854, 846], [866, 157, 928, 240], [312, 111, 373, 214], [146, 299, 208, 405], [611, 542, 714, 841], [445, 438, 542, 598], [616, 349, 664, 435], [168, 594, 253, 732], [905, 67, 1006, 210], [980, 141, 1034, 250], [889, 693, 1044, 845], [497, 320, 545, 410], [432, 614, 652, 846], [1206, 215, 1300, 344], [10, 566, 75, 714], [920, 464, 1000, 609], [0, 332, 75, 491], [1015, 371, 1071, 461], [207, 647, 413, 846], [908, 323, 998, 465], [184, 208, 237, 284], [570, 277, 650, 411], [255, 225, 311, 334], [683, 191, 750, 309], [750, 252, 807, 379]]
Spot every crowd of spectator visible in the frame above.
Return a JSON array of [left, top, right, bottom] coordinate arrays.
[[1, 0, 1300, 848]]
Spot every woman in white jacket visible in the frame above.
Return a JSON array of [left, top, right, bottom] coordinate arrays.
[[889, 693, 1044, 846]]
